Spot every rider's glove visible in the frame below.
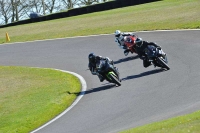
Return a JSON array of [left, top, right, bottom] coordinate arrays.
[[91, 67, 98, 75]]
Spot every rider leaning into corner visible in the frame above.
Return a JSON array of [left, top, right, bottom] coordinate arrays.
[[134, 36, 166, 68], [88, 53, 120, 82], [114, 30, 137, 56], [114, 29, 166, 68]]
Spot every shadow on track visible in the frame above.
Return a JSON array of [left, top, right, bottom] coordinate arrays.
[[122, 69, 165, 81], [114, 55, 139, 64], [67, 84, 116, 96]]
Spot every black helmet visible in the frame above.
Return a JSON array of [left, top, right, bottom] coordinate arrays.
[[135, 37, 143, 47], [88, 53, 96, 63]]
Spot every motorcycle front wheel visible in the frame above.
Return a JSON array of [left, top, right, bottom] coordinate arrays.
[[108, 73, 121, 86], [157, 57, 170, 70]]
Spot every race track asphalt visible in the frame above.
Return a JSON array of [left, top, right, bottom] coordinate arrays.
[[0, 30, 200, 133]]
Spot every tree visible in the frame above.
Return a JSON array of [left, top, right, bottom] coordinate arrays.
[[77, 0, 108, 7], [10, 0, 31, 22], [61, 0, 79, 9], [0, 0, 109, 25], [45, 0, 61, 14], [28, 0, 61, 15], [78, 0, 97, 6], [0, 0, 12, 24]]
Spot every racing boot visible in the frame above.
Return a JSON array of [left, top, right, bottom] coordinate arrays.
[[143, 58, 152, 68], [97, 74, 105, 82]]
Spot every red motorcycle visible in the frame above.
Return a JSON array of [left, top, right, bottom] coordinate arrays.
[[123, 35, 138, 56]]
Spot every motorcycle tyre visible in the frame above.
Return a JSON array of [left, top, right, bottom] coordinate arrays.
[[109, 73, 121, 86], [157, 57, 170, 70]]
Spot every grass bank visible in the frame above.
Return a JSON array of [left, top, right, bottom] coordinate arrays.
[[0, 0, 200, 44], [121, 110, 200, 133], [0, 66, 81, 133]]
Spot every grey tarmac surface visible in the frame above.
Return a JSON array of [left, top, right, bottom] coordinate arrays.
[[0, 30, 200, 133]]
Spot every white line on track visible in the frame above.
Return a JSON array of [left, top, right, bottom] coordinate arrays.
[[30, 69, 87, 133]]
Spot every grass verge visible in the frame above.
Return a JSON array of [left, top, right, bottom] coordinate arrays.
[[0, 0, 200, 44], [121, 110, 200, 133], [0, 66, 81, 133]]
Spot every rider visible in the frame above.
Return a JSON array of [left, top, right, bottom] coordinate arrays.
[[134, 37, 165, 68], [88, 53, 120, 82], [114, 30, 137, 56]]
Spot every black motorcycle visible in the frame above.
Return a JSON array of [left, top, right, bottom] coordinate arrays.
[[96, 60, 121, 86], [144, 45, 170, 70]]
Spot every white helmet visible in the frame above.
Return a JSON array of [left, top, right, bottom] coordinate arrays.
[[115, 30, 121, 37]]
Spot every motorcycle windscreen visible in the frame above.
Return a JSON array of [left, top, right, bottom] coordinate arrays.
[[96, 60, 106, 70]]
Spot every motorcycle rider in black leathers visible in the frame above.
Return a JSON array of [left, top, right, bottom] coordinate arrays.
[[88, 53, 120, 82], [134, 37, 165, 68]]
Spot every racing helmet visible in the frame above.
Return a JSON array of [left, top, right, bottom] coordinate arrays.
[[124, 36, 132, 43], [88, 53, 96, 63], [135, 37, 143, 47], [115, 30, 121, 37]]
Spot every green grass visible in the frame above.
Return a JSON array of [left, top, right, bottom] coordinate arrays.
[[121, 110, 200, 133], [0, 0, 200, 44], [0, 66, 81, 133]]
